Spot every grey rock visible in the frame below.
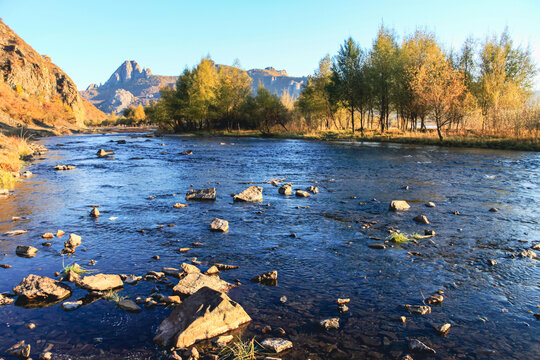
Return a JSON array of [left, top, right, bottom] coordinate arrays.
[[209, 218, 229, 232], [389, 200, 410, 211], [186, 188, 216, 201], [261, 338, 293, 353], [15, 245, 38, 258], [278, 183, 292, 195]]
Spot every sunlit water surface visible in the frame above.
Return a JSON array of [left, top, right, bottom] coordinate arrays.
[[0, 133, 539, 359]]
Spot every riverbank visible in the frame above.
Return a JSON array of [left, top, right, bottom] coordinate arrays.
[[174, 129, 540, 151], [0, 134, 33, 188]]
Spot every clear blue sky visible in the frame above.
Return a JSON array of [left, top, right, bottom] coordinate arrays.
[[1, 0, 538, 90]]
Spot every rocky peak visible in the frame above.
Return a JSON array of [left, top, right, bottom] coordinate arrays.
[[103, 60, 151, 87]]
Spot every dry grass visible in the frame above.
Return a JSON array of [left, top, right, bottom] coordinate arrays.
[[189, 128, 540, 151], [0, 133, 32, 188]]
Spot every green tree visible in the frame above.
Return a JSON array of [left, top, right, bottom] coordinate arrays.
[[330, 37, 365, 134], [296, 55, 338, 130], [369, 25, 400, 132]]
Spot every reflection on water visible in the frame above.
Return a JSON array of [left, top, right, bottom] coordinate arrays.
[[0, 133, 539, 359]]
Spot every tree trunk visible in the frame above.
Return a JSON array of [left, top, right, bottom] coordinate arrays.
[[351, 106, 355, 135]]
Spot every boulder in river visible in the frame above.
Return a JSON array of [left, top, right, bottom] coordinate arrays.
[[77, 274, 123, 291], [405, 305, 431, 315], [434, 323, 451, 336], [251, 270, 277, 285], [56, 229, 65, 237], [209, 218, 229, 232], [413, 215, 430, 224], [154, 286, 251, 348], [61, 300, 83, 311], [389, 200, 410, 211], [172, 273, 233, 296], [90, 207, 100, 217], [42, 232, 54, 239], [261, 338, 293, 353], [319, 318, 340, 330], [306, 186, 319, 194], [6, 341, 31, 359], [96, 149, 114, 157], [13, 274, 71, 301], [64, 233, 82, 249], [278, 183, 292, 195], [15, 245, 38, 258], [295, 189, 311, 198], [519, 249, 537, 259], [0, 293, 15, 306], [409, 339, 436, 354], [118, 299, 142, 313], [181, 262, 201, 274], [234, 186, 263, 202], [186, 188, 216, 201]]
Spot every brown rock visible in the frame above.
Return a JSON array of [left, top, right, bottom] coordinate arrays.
[[306, 186, 319, 194], [154, 286, 251, 348], [251, 270, 277, 285], [173, 273, 233, 296], [77, 274, 123, 291], [233, 186, 263, 202], [174, 203, 188, 208], [56, 229, 65, 237], [295, 189, 311, 198], [64, 233, 82, 249], [205, 265, 220, 275], [16, 245, 38, 258], [278, 183, 292, 195], [413, 215, 429, 224], [389, 200, 410, 211], [186, 188, 216, 201], [180, 262, 201, 274], [13, 274, 71, 300], [42, 233, 54, 239], [90, 207, 100, 217], [0, 293, 15, 306], [118, 299, 142, 313], [209, 218, 229, 232]]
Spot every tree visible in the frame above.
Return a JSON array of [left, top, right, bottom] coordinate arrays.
[[330, 38, 365, 134], [132, 104, 146, 122], [296, 55, 338, 130], [410, 49, 467, 141], [241, 87, 290, 134], [216, 62, 252, 130], [476, 29, 537, 132], [369, 25, 400, 133]]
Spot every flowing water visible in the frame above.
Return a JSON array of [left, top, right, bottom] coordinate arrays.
[[0, 133, 539, 359]]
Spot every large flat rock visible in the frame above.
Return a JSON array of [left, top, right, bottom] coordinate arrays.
[[172, 273, 233, 296], [13, 274, 71, 301], [154, 286, 251, 348], [77, 274, 123, 291], [186, 188, 216, 201]]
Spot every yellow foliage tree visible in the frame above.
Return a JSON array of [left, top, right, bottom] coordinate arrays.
[[410, 50, 467, 141]]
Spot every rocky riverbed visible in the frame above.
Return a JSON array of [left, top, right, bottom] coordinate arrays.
[[0, 133, 539, 359]]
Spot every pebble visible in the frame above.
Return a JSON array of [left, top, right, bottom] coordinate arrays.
[[25, 323, 36, 329], [434, 323, 451, 336]]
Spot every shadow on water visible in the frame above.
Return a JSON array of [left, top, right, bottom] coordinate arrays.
[[0, 133, 539, 359]]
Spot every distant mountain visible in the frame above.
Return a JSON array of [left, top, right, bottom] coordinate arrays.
[[0, 20, 105, 132], [80, 61, 307, 114]]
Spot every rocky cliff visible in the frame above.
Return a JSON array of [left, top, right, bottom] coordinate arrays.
[[81, 61, 177, 114], [0, 20, 105, 133], [81, 61, 307, 114]]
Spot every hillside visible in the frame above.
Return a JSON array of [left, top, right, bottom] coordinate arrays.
[[0, 19, 106, 135], [81, 61, 307, 114]]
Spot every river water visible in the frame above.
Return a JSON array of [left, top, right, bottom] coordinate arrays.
[[0, 133, 539, 359]]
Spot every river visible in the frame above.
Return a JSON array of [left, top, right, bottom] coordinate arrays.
[[0, 133, 539, 359]]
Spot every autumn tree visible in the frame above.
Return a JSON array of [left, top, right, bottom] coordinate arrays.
[[410, 49, 467, 141], [476, 30, 537, 132]]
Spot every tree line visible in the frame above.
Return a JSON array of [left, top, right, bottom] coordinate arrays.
[[145, 26, 538, 140]]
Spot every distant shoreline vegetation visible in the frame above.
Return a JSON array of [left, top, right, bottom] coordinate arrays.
[[90, 25, 539, 150]]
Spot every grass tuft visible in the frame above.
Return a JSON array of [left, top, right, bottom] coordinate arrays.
[[219, 337, 263, 360], [104, 290, 127, 304], [63, 263, 91, 275], [387, 232, 410, 244]]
